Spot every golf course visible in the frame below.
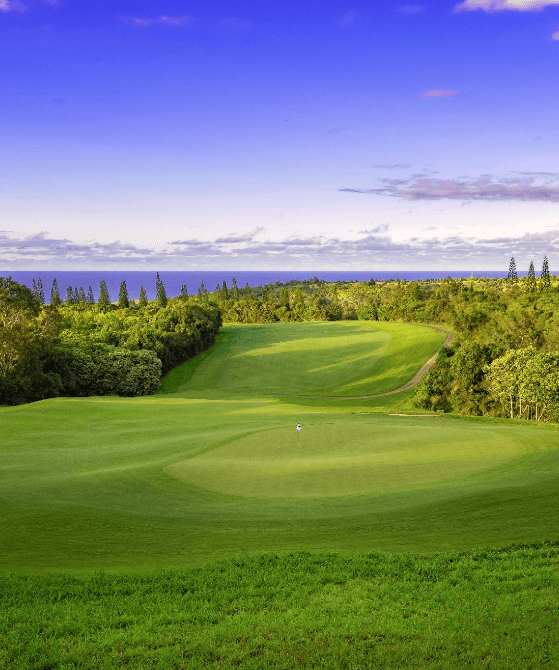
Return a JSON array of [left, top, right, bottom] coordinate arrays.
[[2, 320, 558, 667], [2, 320, 558, 571]]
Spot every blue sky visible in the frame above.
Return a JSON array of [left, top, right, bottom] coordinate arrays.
[[2, 0, 559, 270]]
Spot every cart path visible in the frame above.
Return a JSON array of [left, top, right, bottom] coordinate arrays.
[[277, 324, 454, 400]]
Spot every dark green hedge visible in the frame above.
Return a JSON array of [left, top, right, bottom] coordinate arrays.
[[43, 344, 162, 397]]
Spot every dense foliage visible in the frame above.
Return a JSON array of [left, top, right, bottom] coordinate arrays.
[[4, 264, 559, 419], [42, 344, 162, 398], [0, 277, 222, 405], [204, 269, 559, 421], [57, 299, 222, 375]]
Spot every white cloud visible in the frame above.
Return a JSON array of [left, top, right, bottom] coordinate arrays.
[[131, 15, 192, 27], [421, 89, 459, 98], [215, 227, 265, 244], [0, 0, 26, 12], [455, 0, 559, 12], [341, 172, 559, 201], [552, 27, 559, 38], [4, 227, 559, 271], [398, 5, 425, 14]]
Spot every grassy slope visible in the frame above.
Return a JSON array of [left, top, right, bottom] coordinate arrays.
[[1, 320, 558, 573], [2, 321, 559, 668], [1, 545, 558, 669], [158, 321, 445, 396]]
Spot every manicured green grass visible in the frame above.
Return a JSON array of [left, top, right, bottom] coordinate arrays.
[[2, 320, 559, 668], [167, 418, 525, 498], [0, 320, 557, 573], [1, 544, 558, 669], [1, 392, 558, 573], [159, 321, 445, 396]]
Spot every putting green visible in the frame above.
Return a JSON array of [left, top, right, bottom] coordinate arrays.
[[166, 420, 526, 498]]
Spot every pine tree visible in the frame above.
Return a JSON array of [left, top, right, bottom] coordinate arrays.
[[66, 286, 74, 305], [507, 256, 518, 282], [540, 255, 551, 290], [231, 277, 239, 300], [198, 281, 208, 300], [525, 260, 536, 292], [50, 278, 61, 306], [221, 280, 229, 301], [98, 280, 110, 310], [243, 282, 251, 301], [155, 272, 167, 307], [73, 287, 80, 304], [32, 279, 38, 301], [79, 286, 87, 304], [87, 286, 95, 304], [138, 286, 148, 307], [180, 283, 188, 300], [118, 280, 129, 308], [37, 278, 45, 304]]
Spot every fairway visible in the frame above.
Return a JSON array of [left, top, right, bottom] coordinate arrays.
[[1, 320, 559, 574], [167, 420, 525, 498], [161, 321, 445, 396]]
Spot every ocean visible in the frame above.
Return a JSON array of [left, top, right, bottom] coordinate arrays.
[[2, 270, 516, 303]]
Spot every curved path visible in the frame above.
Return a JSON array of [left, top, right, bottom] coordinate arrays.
[[279, 324, 454, 400]]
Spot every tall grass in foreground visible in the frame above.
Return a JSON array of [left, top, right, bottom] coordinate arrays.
[[1, 543, 557, 669]]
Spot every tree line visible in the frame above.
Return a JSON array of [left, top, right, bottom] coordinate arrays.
[[0, 275, 221, 405], [196, 258, 559, 421], [5, 256, 559, 420]]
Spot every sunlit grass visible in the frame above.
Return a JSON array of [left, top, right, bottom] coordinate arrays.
[[2, 320, 559, 667], [1, 545, 558, 669], [159, 321, 445, 396], [167, 419, 525, 498]]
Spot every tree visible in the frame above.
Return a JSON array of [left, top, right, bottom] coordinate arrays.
[[31, 277, 45, 305], [221, 280, 229, 301], [230, 277, 239, 300], [507, 256, 518, 282], [78, 287, 87, 304], [263, 284, 274, 303], [526, 260, 537, 293], [279, 287, 290, 308], [37, 278, 45, 304], [198, 281, 208, 301], [118, 280, 129, 309], [243, 282, 251, 301], [50, 278, 61, 307], [138, 286, 148, 307], [98, 280, 110, 310], [155, 272, 167, 307], [540, 255, 551, 290], [485, 349, 521, 419], [73, 287, 80, 304], [87, 286, 95, 304], [65, 285, 74, 305], [0, 279, 61, 404], [180, 284, 188, 300]]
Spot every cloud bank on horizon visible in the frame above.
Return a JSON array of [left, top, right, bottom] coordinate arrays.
[[3, 227, 559, 271]]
